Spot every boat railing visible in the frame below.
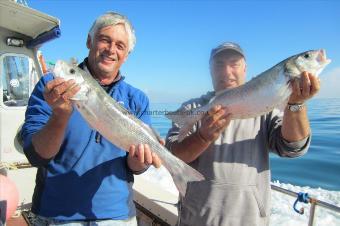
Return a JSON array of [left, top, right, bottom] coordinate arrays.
[[271, 184, 340, 226]]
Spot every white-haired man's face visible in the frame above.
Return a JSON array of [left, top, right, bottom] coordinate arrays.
[[87, 24, 129, 82], [210, 51, 246, 92]]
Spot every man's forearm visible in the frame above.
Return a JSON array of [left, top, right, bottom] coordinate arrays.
[[281, 106, 310, 142], [171, 131, 211, 163], [32, 114, 69, 159]]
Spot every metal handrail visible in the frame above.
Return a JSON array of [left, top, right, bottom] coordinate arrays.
[[271, 184, 340, 226]]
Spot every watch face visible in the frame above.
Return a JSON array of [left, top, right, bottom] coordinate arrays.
[[289, 105, 302, 112], [291, 105, 299, 111]]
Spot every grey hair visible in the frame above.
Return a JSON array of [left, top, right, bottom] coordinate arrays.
[[88, 12, 136, 52]]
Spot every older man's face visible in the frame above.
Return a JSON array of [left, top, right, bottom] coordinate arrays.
[[87, 24, 129, 81], [210, 51, 246, 92]]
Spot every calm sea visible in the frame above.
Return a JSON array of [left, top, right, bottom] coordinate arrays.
[[149, 98, 340, 191]]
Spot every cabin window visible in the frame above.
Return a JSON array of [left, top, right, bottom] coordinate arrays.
[[1, 54, 38, 107]]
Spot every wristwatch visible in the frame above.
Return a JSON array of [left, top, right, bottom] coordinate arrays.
[[287, 103, 305, 112]]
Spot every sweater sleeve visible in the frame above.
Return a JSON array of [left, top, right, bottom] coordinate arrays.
[[267, 109, 311, 158], [21, 74, 54, 167]]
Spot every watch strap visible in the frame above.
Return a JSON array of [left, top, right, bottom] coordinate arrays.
[[287, 103, 305, 112]]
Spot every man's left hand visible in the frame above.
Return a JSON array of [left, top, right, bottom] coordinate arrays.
[[127, 143, 163, 173], [289, 71, 320, 104]]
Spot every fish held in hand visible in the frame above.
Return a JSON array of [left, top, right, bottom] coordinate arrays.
[[53, 60, 205, 196], [166, 49, 331, 141]]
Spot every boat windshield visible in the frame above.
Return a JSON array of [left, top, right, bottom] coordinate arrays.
[[1, 54, 38, 107]]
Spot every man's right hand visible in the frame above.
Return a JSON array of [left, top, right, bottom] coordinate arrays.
[[43, 78, 80, 119], [198, 105, 232, 143], [31, 78, 80, 160], [171, 104, 232, 163]]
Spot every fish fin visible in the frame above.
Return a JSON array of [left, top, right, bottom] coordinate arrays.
[[166, 156, 205, 196], [166, 106, 207, 142], [178, 124, 194, 142], [165, 109, 185, 126]]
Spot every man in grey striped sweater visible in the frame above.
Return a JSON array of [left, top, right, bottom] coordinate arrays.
[[166, 42, 319, 226]]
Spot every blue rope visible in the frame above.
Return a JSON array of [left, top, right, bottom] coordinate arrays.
[[293, 192, 310, 214]]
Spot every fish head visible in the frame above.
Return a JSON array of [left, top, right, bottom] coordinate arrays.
[[285, 49, 331, 79], [53, 60, 84, 84]]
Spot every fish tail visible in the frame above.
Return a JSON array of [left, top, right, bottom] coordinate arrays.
[[153, 145, 205, 196], [166, 106, 207, 142], [166, 158, 205, 196]]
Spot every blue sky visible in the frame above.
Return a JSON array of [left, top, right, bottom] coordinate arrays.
[[29, 0, 340, 103]]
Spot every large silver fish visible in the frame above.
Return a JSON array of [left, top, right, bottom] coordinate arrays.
[[53, 61, 204, 196], [166, 49, 331, 141]]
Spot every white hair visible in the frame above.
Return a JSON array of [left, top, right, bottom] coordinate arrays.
[[88, 12, 136, 52]]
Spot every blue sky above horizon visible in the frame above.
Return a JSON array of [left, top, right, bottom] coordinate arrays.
[[29, 0, 340, 103]]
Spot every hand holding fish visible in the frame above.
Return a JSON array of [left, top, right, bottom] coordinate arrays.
[[198, 105, 232, 143], [43, 78, 80, 118], [127, 143, 162, 172], [281, 72, 321, 142], [288, 72, 320, 104]]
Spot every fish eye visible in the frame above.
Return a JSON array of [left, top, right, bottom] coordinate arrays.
[[70, 68, 75, 74], [304, 53, 310, 59]]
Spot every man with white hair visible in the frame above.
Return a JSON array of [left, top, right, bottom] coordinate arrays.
[[22, 12, 161, 225], [166, 42, 320, 226]]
